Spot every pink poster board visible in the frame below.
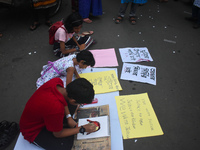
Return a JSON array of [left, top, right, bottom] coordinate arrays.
[[90, 48, 118, 67]]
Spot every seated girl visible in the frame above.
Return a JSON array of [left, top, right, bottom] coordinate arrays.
[[36, 51, 95, 88], [53, 12, 94, 57]]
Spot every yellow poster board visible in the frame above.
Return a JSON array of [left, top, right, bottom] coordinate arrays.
[[79, 70, 122, 94], [115, 93, 163, 139]]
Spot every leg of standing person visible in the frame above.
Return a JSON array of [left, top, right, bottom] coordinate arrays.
[[129, 3, 139, 25], [79, 0, 92, 23], [193, 5, 200, 28], [44, 7, 53, 27], [30, 8, 41, 31], [71, 0, 79, 12], [91, 0, 103, 16], [115, 3, 129, 24]]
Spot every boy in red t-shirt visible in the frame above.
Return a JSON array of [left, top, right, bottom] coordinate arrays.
[[20, 77, 97, 150]]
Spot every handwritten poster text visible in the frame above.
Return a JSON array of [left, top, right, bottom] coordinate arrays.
[[115, 93, 163, 139], [80, 70, 122, 94]]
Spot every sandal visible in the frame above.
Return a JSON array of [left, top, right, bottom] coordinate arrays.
[[83, 18, 92, 23], [115, 16, 123, 24], [45, 20, 53, 27], [30, 22, 40, 31], [129, 16, 137, 25], [82, 31, 94, 36]]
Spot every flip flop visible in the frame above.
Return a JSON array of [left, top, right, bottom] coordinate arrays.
[[83, 18, 92, 23], [115, 16, 123, 24], [129, 16, 137, 25], [82, 31, 94, 36], [30, 22, 40, 31], [45, 21, 53, 27]]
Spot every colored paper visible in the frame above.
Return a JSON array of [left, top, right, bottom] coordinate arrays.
[[120, 63, 156, 85], [90, 48, 118, 67], [119, 47, 153, 62], [79, 70, 122, 94], [115, 93, 164, 139]]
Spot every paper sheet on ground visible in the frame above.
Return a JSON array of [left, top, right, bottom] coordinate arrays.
[[90, 48, 118, 67], [115, 93, 164, 139], [119, 47, 153, 62], [80, 70, 122, 94], [120, 63, 156, 85], [77, 116, 109, 140]]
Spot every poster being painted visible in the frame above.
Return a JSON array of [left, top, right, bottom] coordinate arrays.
[[119, 47, 153, 62], [115, 93, 164, 139], [120, 63, 156, 85], [80, 70, 122, 94]]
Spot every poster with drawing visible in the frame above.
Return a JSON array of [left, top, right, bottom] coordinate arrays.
[[119, 47, 153, 62], [77, 116, 110, 140], [120, 63, 156, 85]]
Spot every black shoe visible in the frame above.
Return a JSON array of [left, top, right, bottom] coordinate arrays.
[[0, 120, 10, 133], [0, 122, 20, 150]]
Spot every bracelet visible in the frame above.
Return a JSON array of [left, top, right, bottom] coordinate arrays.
[[66, 114, 72, 119], [75, 46, 80, 52]]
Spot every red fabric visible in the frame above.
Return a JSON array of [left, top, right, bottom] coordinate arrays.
[[20, 78, 68, 143]]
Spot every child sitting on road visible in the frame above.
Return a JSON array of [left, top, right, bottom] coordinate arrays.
[[36, 50, 95, 88], [53, 12, 94, 57], [20, 77, 97, 150]]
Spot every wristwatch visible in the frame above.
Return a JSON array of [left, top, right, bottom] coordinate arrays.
[[79, 126, 85, 134], [75, 46, 80, 52], [66, 114, 72, 119]]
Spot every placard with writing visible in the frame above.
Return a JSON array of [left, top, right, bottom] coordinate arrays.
[[120, 63, 156, 85], [80, 70, 122, 94], [119, 47, 153, 63], [115, 93, 163, 139]]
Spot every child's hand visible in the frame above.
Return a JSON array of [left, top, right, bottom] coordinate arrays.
[[79, 44, 86, 51], [83, 123, 97, 134]]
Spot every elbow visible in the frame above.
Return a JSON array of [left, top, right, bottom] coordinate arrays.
[[53, 131, 62, 138]]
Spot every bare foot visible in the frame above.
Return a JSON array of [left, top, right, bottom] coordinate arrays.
[[83, 18, 92, 23]]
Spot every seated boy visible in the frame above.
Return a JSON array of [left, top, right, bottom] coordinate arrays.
[[19, 77, 97, 150]]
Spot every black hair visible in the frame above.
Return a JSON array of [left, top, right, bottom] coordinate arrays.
[[64, 12, 83, 33], [66, 78, 94, 104], [76, 51, 95, 67]]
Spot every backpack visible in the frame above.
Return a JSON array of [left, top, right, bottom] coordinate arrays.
[[48, 21, 67, 45]]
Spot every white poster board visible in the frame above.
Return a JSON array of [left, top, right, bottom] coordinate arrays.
[[120, 63, 156, 85], [77, 116, 109, 140], [119, 47, 153, 62]]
